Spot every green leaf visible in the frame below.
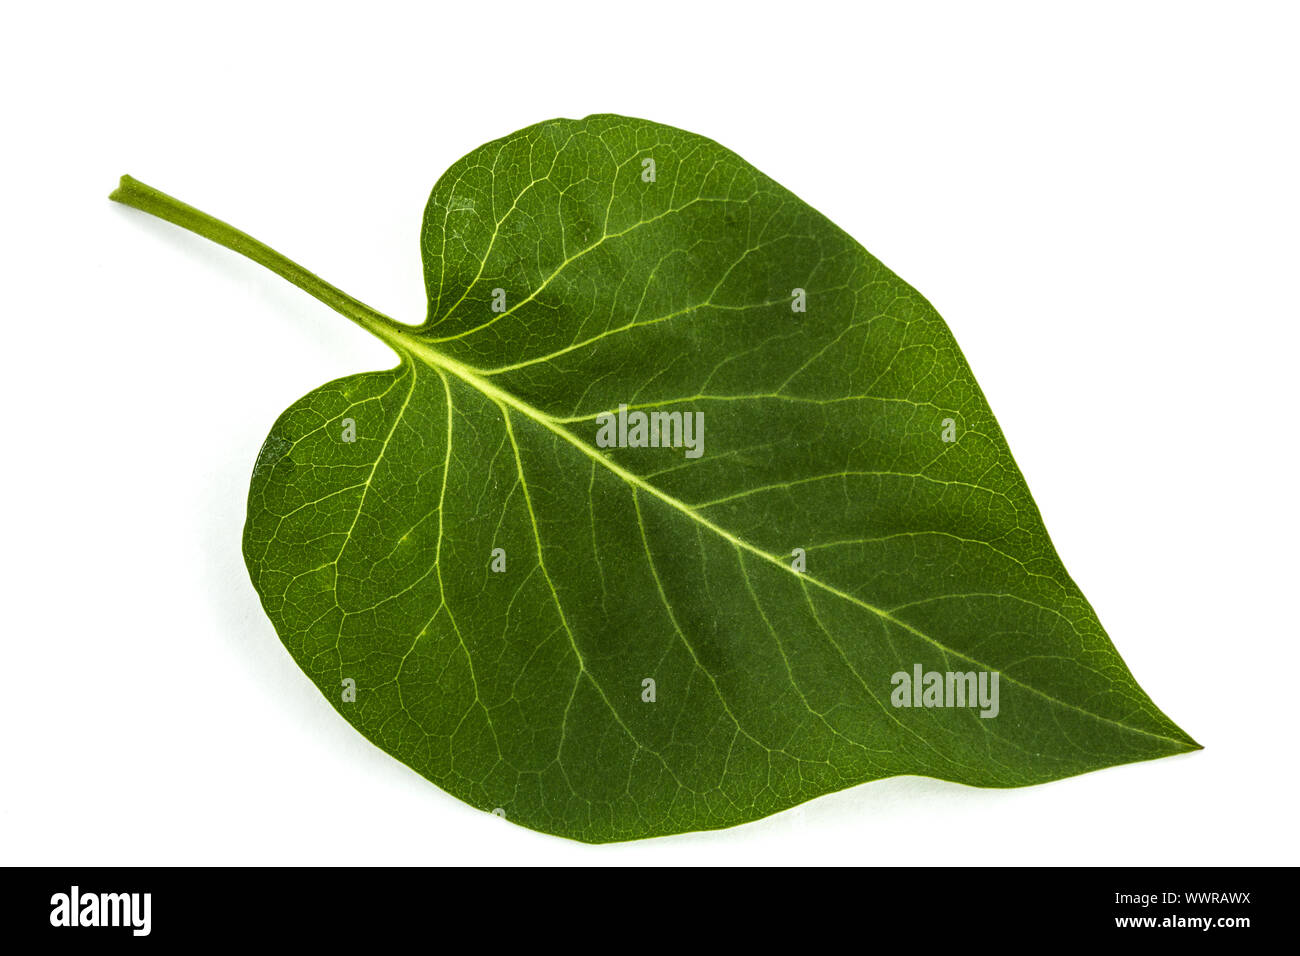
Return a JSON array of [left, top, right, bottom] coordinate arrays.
[[111, 114, 1198, 843]]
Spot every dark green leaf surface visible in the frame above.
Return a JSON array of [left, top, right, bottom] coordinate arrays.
[[118, 115, 1198, 843]]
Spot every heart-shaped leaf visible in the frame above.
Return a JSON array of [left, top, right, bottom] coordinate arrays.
[[112, 114, 1198, 843]]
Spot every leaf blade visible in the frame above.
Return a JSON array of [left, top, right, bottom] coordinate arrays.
[[229, 114, 1198, 842]]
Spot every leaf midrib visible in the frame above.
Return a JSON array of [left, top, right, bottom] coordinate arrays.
[[368, 323, 1187, 750]]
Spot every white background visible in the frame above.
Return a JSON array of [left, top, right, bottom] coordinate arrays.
[[2, 1, 1296, 865]]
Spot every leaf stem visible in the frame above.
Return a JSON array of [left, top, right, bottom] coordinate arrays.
[[109, 175, 408, 339]]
